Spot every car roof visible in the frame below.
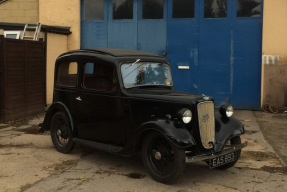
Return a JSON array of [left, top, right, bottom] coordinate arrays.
[[60, 48, 163, 58]]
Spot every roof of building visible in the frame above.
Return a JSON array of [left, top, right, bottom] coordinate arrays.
[[0, 22, 71, 35]]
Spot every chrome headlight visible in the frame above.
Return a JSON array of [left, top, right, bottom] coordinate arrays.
[[179, 109, 192, 124], [220, 105, 234, 118]]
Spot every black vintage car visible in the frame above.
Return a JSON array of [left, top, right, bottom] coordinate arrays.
[[41, 49, 247, 184]]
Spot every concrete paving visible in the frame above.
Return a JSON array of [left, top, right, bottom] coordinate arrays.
[[0, 111, 286, 192], [254, 111, 287, 165]]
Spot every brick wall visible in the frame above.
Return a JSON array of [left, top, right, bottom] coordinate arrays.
[[0, 0, 39, 23]]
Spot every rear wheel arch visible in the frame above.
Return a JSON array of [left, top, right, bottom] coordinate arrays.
[[43, 102, 75, 133]]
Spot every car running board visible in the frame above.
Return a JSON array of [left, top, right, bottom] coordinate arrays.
[[73, 138, 123, 154]]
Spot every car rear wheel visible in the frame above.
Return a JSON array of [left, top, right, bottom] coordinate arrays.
[[50, 112, 75, 154], [217, 136, 241, 170], [142, 132, 186, 184]]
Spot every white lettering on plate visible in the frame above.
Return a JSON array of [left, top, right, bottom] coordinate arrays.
[[211, 152, 236, 168]]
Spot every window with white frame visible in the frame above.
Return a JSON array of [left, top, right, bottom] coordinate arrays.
[[4, 31, 21, 39]]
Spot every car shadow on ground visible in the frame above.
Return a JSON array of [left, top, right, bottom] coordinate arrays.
[[69, 143, 243, 184]]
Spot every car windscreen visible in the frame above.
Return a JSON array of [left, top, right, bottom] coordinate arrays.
[[121, 62, 173, 89]]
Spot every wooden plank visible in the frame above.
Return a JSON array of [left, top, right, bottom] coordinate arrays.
[[3, 38, 45, 121], [0, 36, 5, 122]]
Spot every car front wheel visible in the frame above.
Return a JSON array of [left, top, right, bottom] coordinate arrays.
[[142, 132, 186, 184], [50, 112, 75, 154]]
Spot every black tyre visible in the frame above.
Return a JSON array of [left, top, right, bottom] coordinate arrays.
[[50, 112, 75, 154], [217, 136, 241, 170], [142, 132, 186, 184]]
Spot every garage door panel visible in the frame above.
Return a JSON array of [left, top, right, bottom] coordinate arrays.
[[231, 19, 262, 109], [167, 19, 198, 93], [137, 21, 166, 55], [198, 68, 231, 105], [108, 22, 137, 49], [81, 22, 108, 48], [198, 20, 231, 107]]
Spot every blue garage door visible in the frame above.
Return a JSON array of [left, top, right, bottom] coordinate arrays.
[[81, 0, 167, 54], [167, 0, 199, 94], [81, 0, 263, 110], [196, 0, 263, 109]]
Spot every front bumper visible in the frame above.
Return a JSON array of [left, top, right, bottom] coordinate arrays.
[[186, 141, 247, 163]]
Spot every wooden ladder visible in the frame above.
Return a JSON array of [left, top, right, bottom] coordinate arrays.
[[21, 23, 42, 41]]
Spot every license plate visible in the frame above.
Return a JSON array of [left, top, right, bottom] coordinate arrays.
[[209, 152, 237, 169]]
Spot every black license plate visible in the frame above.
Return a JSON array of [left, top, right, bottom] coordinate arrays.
[[209, 152, 237, 169]]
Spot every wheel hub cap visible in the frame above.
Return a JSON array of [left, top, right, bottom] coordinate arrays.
[[154, 151, 162, 160]]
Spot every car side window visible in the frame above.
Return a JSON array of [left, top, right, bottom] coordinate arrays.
[[83, 62, 117, 92], [57, 62, 78, 87]]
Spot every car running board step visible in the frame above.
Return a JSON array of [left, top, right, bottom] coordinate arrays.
[[73, 138, 123, 153]]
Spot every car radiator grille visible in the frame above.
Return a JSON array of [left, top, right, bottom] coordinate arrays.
[[197, 101, 215, 149]]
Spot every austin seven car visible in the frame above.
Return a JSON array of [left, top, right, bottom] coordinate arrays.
[[40, 49, 247, 184]]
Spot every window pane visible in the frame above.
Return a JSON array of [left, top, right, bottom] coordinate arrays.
[[121, 62, 173, 89], [204, 0, 227, 18], [84, 0, 104, 20], [173, 0, 194, 18], [113, 0, 133, 20], [6, 34, 17, 39], [4, 31, 21, 39], [85, 63, 94, 74], [83, 63, 116, 91], [68, 62, 78, 74], [58, 62, 78, 87], [237, 0, 261, 17], [143, 0, 164, 19]]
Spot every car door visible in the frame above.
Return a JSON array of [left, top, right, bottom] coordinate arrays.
[[73, 58, 125, 145], [54, 60, 80, 122]]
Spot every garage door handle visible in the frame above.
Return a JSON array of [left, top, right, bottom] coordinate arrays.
[[76, 96, 82, 101], [162, 51, 172, 56]]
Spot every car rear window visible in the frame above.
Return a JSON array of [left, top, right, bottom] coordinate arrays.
[[57, 62, 78, 87]]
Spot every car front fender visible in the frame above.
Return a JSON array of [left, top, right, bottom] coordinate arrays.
[[214, 111, 245, 152], [137, 119, 196, 149]]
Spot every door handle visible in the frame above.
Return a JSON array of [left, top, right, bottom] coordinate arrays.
[[162, 51, 171, 56], [76, 96, 82, 101]]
